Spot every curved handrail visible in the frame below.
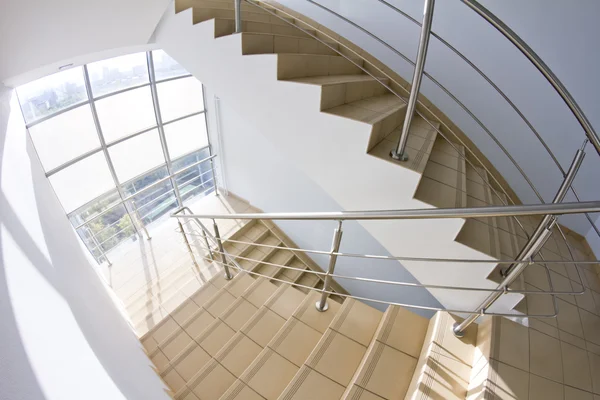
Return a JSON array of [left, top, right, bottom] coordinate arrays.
[[307, 0, 600, 239], [460, 0, 600, 156]]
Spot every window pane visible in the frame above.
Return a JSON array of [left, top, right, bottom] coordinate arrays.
[[69, 189, 121, 226], [164, 114, 208, 159], [109, 129, 165, 182], [122, 165, 169, 197], [17, 67, 87, 124], [134, 182, 178, 226], [29, 105, 100, 171], [175, 152, 215, 202], [88, 52, 149, 97], [76, 203, 136, 257], [95, 86, 156, 143], [49, 152, 116, 213], [172, 147, 211, 173], [157, 77, 204, 122], [153, 50, 188, 81]]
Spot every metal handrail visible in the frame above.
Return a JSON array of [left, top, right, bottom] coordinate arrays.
[[172, 200, 600, 221], [172, 208, 564, 318], [305, 0, 600, 241]]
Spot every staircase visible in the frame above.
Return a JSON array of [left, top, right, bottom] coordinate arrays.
[[141, 266, 480, 400], [150, 0, 556, 313], [138, 1, 600, 399]]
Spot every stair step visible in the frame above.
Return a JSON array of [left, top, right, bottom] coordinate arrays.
[[178, 0, 269, 13], [369, 116, 438, 174], [214, 18, 315, 39], [285, 74, 390, 111], [241, 32, 339, 57], [277, 53, 363, 80], [192, 6, 293, 27], [414, 138, 467, 208], [342, 305, 428, 400], [278, 297, 379, 398], [405, 311, 477, 400]]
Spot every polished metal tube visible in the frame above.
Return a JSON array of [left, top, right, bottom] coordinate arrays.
[[202, 229, 214, 259], [178, 220, 200, 269], [132, 200, 151, 240], [174, 200, 600, 221], [453, 147, 586, 337], [316, 221, 344, 312], [391, 0, 435, 161], [234, 0, 242, 33], [460, 0, 600, 156], [213, 220, 233, 280]]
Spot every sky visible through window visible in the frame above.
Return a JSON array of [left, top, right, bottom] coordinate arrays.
[[17, 50, 215, 263]]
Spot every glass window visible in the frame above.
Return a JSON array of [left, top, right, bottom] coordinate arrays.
[[87, 52, 149, 97], [172, 147, 211, 173], [95, 86, 156, 143], [17, 67, 87, 124], [108, 129, 165, 182], [29, 105, 101, 171], [157, 76, 204, 122], [76, 203, 136, 256], [122, 165, 169, 197], [68, 189, 121, 227], [176, 161, 215, 202], [164, 114, 209, 159], [49, 152, 116, 213], [153, 50, 188, 81]]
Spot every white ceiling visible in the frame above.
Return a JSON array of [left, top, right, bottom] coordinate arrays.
[[0, 0, 171, 86]]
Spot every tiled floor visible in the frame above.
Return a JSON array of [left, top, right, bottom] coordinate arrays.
[[94, 192, 258, 336], [472, 235, 600, 399]]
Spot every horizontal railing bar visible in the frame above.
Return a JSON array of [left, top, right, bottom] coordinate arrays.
[[190, 235, 599, 265], [204, 255, 557, 318], [197, 246, 585, 295], [460, 0, 600, 156], [173, 154, 216, 175], [181, 209, 559, 318], [74, 154, 217, 229], [173, 201, 600, 221]]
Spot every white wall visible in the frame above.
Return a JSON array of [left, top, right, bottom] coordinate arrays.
[[0, 85, 169, 400], [272, 0, 600, 240], [0, 0, 170, 85], [204, 87, 441, 316]]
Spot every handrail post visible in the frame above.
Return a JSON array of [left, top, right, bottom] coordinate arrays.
[[391, 0, 435, 161], [213, 219, 233, 280], [177, 220, 200, 269], [202, 229, 214, 260], [86, 225, 111, 266], [234, 0, 242, 33], [132, 200, 151, 240], [453, 146, 586, 337], [316, 221, 344, 312]]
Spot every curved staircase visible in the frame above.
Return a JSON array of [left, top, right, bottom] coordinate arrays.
[[137, 0, 600, 399]]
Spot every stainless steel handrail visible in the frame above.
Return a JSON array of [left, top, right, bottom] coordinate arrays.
[[460, 0, 600, 156], [173, 209, 562, 318], [172, 200, 600, 221], [305, 0, 600, 241]]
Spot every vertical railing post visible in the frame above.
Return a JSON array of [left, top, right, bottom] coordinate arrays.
[[86, 224, 111, 266], [213, 219, 233, 280], [202, 229, 214, 260], [316, 220, 344, 312], [453, 144, 586, 337], [234, 0, 242, 33], [391, 0, 435, 161], [132, 200, 151, 240], [178, 220, 200, 269]]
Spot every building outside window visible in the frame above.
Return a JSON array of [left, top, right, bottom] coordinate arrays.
[[17, 50, 216, 264]]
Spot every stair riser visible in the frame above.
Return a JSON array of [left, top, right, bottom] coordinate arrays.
[[214, 18, 315, 39], [277, 54, 363, 80], [320, 79, 390, 111], [193, 8, 291, 27], [241, 33, 338, 57]]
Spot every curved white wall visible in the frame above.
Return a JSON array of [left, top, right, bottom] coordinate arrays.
[[272, 0, 600, 240], [0, 85, 169, 400]]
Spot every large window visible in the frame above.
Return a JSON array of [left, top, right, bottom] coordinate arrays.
[[18, 51, 216, 264]]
